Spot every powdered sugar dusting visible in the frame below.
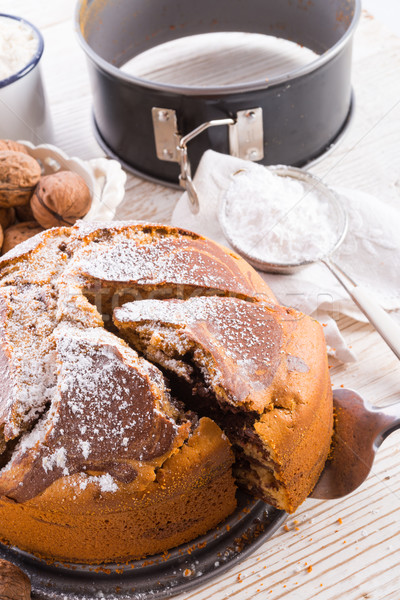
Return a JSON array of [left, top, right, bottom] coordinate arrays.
[[92, 473, 118, 493], [42, 447, 67, 474], [79, 440, 91, 460], [116, 296, 281, 365], [115, 296, 284, 404], [51, 324, 178, 464], [77, 473, 118, 493], [73, 232, 254, 297], [0, 285, 58, 440], [97, 473, 118, 492]]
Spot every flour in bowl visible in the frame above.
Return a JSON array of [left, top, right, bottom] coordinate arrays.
[[221, 167, 339, 265], [0, 16, 38, 81]]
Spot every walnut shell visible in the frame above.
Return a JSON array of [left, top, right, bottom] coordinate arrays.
[[0, 558, 31, 600], [0, 207, 15, 230], [2, 221, 44, 255], [0, 139, 29, 154], [15, 203, 34, 222], [0, 151, 41, 208], [31, 171, 92, 228]]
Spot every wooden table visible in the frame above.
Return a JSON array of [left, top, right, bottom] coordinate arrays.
[[2, 2, 400, 598]]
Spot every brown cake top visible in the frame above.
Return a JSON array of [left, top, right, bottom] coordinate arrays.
[[66, 221, 273, 301], [0, 326, 192, 502], [114, 296, 294, 412]]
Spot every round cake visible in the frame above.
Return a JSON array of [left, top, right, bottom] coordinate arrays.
[[0, 221, 332, 564]]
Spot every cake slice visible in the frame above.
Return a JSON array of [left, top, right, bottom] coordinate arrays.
[[60, 222, 276, 327], [0, 284, 58, 450], [0, 227, 71, 286], [114, 296, 333, 513], [0, 323, 197, 501]]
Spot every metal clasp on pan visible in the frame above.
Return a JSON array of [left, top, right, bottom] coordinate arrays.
[[151, 107, 264, 213]]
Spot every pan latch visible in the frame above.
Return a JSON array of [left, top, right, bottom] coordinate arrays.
[[151, 107, 264, 213]]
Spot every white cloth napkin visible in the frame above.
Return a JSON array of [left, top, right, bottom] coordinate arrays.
[[85, 157, 127, 222], [172, 150, 400, 363]]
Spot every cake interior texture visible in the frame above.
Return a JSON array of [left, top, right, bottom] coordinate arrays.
[[0, 222, 333, 564]]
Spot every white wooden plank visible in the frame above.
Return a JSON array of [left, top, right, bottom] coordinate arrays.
[[0, 0, 73, 29], [2, 3, 400, 598]]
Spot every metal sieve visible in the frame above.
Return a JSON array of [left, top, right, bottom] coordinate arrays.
[[219, 166, 400, 361]]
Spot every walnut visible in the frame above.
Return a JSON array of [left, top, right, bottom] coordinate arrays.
[[31, 171, 92, 228], [0, 558, 31, 600], [0, 207, 15, 230], [15, 203, 34, 222], [0, 151, 41, 208], [0, 140, 29, 154], [2, 221, 44, 255]]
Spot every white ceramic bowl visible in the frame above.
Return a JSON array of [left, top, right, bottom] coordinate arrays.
[[0, 14, 53, 144], [20, 141, 127, 221]]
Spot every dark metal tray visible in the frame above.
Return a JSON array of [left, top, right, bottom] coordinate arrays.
[[0, 491, 286, 599]]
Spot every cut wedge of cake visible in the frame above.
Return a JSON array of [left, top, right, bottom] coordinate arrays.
[[114, 296, 332, 513]]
